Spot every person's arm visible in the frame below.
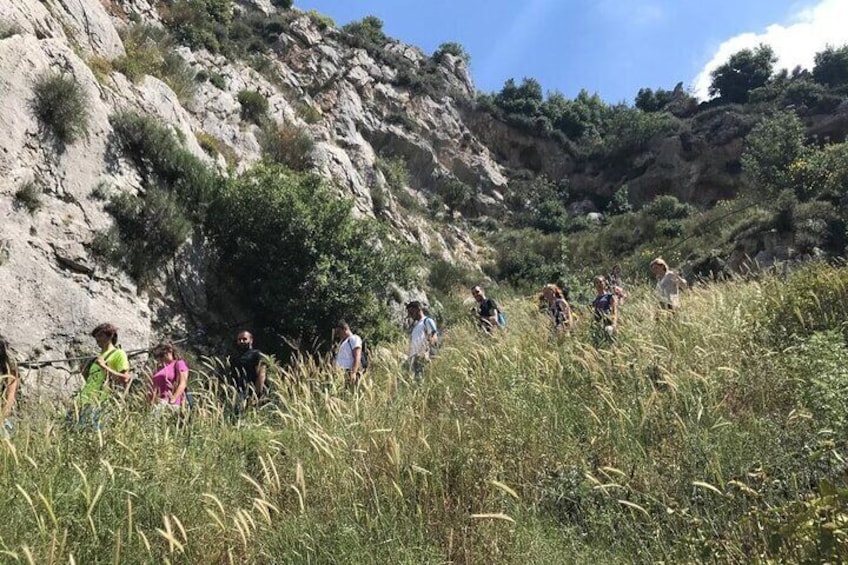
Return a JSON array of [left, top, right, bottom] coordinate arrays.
[[675, 272, 688, 289], [97, 353, 131, 385], [254, 360, 267, 396], [563, 301, 573, 329], [171, 361, 188, 404], [1, 372, 18, 420], [352, 346, 362, 374]]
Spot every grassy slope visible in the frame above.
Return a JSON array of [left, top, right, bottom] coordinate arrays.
[[1, 267, 847, 563]]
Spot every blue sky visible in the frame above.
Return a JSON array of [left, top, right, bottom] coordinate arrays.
[[293, 0, 848, 103]]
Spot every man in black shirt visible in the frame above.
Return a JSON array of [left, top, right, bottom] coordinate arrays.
[[471, 286, 500, 332], [227, 331, 267, 400]]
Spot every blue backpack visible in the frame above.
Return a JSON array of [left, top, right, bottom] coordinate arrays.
[[496, 310, 506, 328]]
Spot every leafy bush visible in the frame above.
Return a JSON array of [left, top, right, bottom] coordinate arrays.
[[205, 163, 416, 345], [99, 188, 193, 282], [505, 175, 569, 232], [237, 89, 268, 125], [709, 44, 776, 103], [163, 0, 233, 53], [259, 121, 314, 172], [341, 15, 387, 50], [114, 25, 196, 103], [270, 0, 292, 8], [485, 228, 564, 289], [306, 10, 334, 30], [109, 111, 221, 219], [598, 106, 680, 157], [428, 258, 479, 294], [643, 194, 694, 220], [438, 178, 474, 212], [741, 111, 807, 199], [295, 102, 321, 124], [14, 180, 43, 213], [104, 112, 223, 281], [195, 131, 238, 166], [29, 72, 90, 147], [607, 184, 632, 215], [433, 42, 470, 64], [813, 44, 848, 88], [375, 157, 409, 192]]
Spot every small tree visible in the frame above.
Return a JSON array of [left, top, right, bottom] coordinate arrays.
[[812, 44, 848, 88], [206, 163, 416, 346], [741, 111, 806, 199], [709, 44, 776, 103], [433, 42, 470, 64]]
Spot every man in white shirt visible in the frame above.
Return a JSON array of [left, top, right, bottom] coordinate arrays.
[[406, 301, 438, 384], [650, 258, 687, 311], [333, 321, 363, 390]]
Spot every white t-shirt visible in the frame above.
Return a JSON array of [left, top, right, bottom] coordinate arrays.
[[409, 317, 436, 358], [656, 271, 686, 307], [335, 334, 363, 370]]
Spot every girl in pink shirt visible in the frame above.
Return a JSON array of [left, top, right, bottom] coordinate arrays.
[[149, 341, 189, 409]]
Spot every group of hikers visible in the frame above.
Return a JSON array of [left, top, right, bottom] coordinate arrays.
[[0, 257, 687, 434]]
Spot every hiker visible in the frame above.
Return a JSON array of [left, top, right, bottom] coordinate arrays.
[[148, 340, 189, 413], [227, 331, 267, 406], [406, 301, 438, 384], [607, 264, 628, 304], [650, 258, 687, 312], [591, 276, 619, 339], [541, 284, 573, 331], [72, 323, 131, 428], [1, 336, 19, 437], [333, 321, 364, 390], [470, 285, 501, 331]]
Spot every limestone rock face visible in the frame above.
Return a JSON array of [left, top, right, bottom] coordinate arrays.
[[0, 3, 504, 393]]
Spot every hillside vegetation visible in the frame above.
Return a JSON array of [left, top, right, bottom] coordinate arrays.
[[2, 264, 847, 563]]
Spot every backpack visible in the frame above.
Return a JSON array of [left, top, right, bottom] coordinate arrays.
[[496, 310, 507, 328], [423, 316, 440, 351]]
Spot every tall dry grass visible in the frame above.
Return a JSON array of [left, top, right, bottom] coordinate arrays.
[[1, 265, 847, 563]]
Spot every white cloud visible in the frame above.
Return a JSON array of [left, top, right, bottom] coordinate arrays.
[[692, 0, 848, 99]]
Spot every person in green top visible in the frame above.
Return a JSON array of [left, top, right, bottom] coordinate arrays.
[[73, 323, 131, 427]]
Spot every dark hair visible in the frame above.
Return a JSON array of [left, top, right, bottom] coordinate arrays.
[[406, 300, 422, 310], [151, 340, 180, 360], [334, 321, 350, 330], [91, 322, 119, 345]]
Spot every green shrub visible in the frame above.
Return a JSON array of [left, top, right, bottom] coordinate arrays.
[[259, 121, 314, 172], [205, 163, 416, 346], [29, 72, 90, 147], [295, 102, 321, 124], [195, 131, 238, 166], [270, 0, 292, 8], [813, 44, 848, 88], [237, 89, 268, 125], [306, 10, 334, 30], [433, 42, 470, 64], [428, 258, 478, 294], [375, 157, 409, 192], [341, 15, 386, 50], [99, 188, 193, 282], [114, 25, 196, 103], [208, 71, 227, 89], [163, 0, 232, 53], [438, 178, 474, 212], [370, 184, 388, 214], [485, 228, 564, 290], [741, 111, 807, 199], [643, 194, 694, 220], [14, 180, 43, 213], [109, 111, 221, 219]]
